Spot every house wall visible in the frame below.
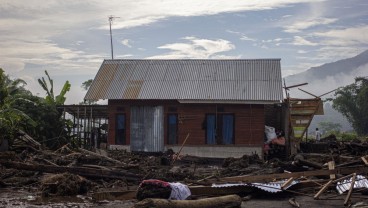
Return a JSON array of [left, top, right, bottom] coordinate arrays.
[[108, 100, 265, 155], [107, 100, 265, 156]]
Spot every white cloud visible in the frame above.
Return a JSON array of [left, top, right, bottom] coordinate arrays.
[[226, 30, 256, 42], [284, 17, 337, 33], [297, 50, 308, 54], [122, 39, 133, 48], [292, 36, 318, 46], [313, 25, 368, 46], [148, 37, 236, 59], [95, 0, 327, 29]]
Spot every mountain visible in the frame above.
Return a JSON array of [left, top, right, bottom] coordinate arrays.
[[285, 49, 368, 98], [284, 50, 368, 132]]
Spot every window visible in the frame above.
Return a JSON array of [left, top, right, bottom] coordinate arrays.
[[167, 114, 178, 144], [115, 114, 126, 145], [206, 114, 234, 145]]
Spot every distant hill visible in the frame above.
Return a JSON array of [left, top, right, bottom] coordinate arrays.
[[285, 50, 368, 132], [285, 49, 368, 98]]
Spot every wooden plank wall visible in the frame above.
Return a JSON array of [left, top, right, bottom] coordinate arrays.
[[108, 100, 265, 147]]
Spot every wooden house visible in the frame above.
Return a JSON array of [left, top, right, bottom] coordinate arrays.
[[84, 59, 284, 158]]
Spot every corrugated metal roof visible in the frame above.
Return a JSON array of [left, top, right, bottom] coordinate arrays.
[[85, 59, 283, 103]]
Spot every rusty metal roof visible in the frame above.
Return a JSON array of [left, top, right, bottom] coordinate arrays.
[[85, 59, 283, 104]]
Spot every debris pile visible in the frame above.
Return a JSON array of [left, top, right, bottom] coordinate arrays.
[[1, 141, 368, 207]]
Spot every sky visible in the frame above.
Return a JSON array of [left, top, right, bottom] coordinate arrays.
[[1, 0, 368, 104]]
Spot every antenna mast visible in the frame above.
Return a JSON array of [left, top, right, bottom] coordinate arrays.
[[108, 15, 120, 60]]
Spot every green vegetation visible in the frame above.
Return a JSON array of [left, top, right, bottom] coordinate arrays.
[[332, 77, 368, 136], [0, 68, 72, 149], [38, 70, 71, 106], [0, 68, 36, 145], [318, 121, 342, 135]]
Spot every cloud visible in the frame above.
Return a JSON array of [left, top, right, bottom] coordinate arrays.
[[148, 37, 236, 59], [226, 30, 256, 42], [313, 25, 368, 46], [121, 39, 133, 48], [95, 0, 327, 29], [284, 17, 337, 33], [292, 36, 318, 46]]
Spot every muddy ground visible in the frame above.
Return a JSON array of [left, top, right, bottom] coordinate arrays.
[[1, 187, 367, 208]]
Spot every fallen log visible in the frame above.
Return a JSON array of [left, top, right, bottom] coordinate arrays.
[[0, 160, 142, 182], [133, 194, 242, 208]]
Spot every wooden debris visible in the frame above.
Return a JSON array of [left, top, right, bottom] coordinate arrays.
[[361, 156, 368, 166], [295, 158, 323, 169], [133, 194, 242, 208], [344, 173, 357, 206], [328, 161, 336, 179], [288, 197, 300, 208], [314, 180, 333, 199], [0, 160, 142, 181], [171, 133, 190, 166], [78, 148, 125, 166], [281, 177, 294, 190]]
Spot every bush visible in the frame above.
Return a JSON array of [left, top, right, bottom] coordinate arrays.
[[339, 132, 358, 142]]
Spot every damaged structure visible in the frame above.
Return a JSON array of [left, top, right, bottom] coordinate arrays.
[[83, 59, 286, 158]]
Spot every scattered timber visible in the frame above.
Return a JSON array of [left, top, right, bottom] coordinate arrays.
[[0, 160, 142, 181]]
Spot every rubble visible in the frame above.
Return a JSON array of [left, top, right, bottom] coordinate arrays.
[[1, 141, 368, 207]]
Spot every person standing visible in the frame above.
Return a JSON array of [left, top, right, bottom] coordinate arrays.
[[315, 128, 321, 142]]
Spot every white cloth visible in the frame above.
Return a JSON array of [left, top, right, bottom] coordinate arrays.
[[169, 182, 191, 200]]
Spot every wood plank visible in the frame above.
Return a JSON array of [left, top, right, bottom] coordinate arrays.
[[328, 161, 336, 179], [314, 180, 333, 199], [344, 173, 357, 206]]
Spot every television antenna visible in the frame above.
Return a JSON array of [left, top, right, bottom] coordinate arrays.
[[108, 15, 120, 59]]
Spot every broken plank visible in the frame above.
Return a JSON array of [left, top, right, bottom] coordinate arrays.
[[361, 156, 368, 166], [314, 180, 333, 199], [281, 177, 295, 190], [344, 173, 357, 206], [328, 161, 336, 179]]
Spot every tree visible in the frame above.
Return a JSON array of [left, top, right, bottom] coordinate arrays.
[[318, 121, 342, 135], [0, 68, 35, 144], [38, 70, 71, 105], [332, 77, 368, 135], [81, 79, 93, 90], [80, 79, 96, 105]]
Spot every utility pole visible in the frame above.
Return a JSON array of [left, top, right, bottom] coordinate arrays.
[[108, 15, 120, 60]]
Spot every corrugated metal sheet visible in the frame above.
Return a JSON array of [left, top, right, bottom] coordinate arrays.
[[212, 179, 299, 193], [85, 59, 283, 103], [130, 106, 164, 152], [336, 175, 368, 194]]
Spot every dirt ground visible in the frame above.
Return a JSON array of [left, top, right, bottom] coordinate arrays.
[[1, 187, 368, 208]]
